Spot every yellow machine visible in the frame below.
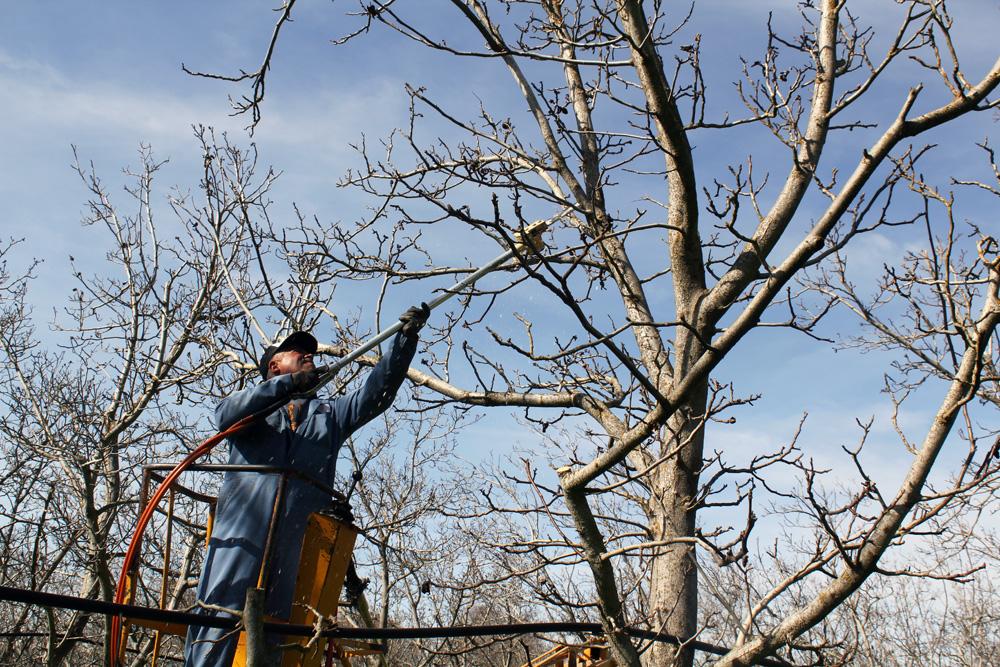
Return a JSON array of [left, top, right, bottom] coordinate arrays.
[[232, 510, 380, 666]]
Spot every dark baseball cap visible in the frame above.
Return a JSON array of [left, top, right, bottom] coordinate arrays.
[[258, 331, 318, 380]]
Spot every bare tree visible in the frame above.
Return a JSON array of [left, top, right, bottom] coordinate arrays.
[[4, 3, 997, 665], [0, 132, 279, 665], [189, 1, 1000, 666], [345, 410, 554, 667]]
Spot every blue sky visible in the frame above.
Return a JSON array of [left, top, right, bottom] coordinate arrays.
[[2, 1, 998, 548]]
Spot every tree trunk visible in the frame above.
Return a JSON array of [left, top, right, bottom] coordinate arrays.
[[646, 384, 708, 667]]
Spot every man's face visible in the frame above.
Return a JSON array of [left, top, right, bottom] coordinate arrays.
[[268, 346, 315, 378]]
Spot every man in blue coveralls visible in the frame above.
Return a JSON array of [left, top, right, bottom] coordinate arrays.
[[184, 303, 430, 666]]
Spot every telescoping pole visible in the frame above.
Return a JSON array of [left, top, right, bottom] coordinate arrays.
[[110, 215, 558, 665], [309, 216, 554, 391]]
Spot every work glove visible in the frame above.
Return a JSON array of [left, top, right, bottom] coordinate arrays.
[[399, 302, 431, 339], [288, 365, 329, 394]]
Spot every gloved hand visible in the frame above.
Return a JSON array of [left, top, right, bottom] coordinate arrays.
[[288, 365, 328, 393], [399, 302, 431, 338]]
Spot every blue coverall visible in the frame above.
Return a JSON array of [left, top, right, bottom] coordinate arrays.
[[184, 332, 416, 666]]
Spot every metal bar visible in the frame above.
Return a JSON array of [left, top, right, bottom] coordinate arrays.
[[144, 464, 344, 506], [318, 249, 516, 382], [0, 585, 793, 666], [143, 472, 217, 505], [150, 504, 210, 533], [160, 484, 214, 505], [118, 469, 153, 663], [113, 415, 255, 664], [145, 463, 345, 474], [310, 217, 553, 393], [151, 489, 175, 667], [256, 473, 288, 591]]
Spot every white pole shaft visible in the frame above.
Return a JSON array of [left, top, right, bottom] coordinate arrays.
[[318, 246, 519, 382]]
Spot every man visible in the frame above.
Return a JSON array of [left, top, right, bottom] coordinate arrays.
[[184, 304, 430, 666]]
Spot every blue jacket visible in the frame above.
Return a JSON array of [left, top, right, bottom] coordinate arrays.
[[184, 333, 416, 666]]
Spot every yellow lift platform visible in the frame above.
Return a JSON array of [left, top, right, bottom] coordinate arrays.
[[119, 463, 384, 666]]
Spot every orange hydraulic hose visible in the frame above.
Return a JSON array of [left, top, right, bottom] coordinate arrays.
[[109, 412, 258, 666]]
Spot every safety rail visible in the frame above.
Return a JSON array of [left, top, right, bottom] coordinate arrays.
[[142, 463, 348, 504], [122, 463, 359, 666], [0, 584, 796, 667]]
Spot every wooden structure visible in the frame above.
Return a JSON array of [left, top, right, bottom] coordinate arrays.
[[520, 640, 615, 667]]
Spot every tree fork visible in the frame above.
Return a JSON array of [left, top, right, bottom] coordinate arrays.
[[560, 481, 643, 667]]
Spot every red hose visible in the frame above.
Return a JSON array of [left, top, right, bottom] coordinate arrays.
[[109, 413, 257, 666]]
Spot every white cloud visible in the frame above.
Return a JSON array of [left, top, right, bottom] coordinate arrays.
[[0, 52, 232, 141], [0, 48, 407, 155]]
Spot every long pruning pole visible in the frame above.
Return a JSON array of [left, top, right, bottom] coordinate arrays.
[[109, 217, 555, 665], [312, 219, 551, 391]]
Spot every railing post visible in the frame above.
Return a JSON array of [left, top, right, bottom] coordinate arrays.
[[243, 587, 268, 667]]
